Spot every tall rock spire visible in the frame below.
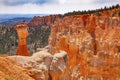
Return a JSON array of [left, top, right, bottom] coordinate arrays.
[[13, 21, 30, 56]]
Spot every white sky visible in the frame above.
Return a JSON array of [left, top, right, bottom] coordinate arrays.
[[0, 0, 120, 14]]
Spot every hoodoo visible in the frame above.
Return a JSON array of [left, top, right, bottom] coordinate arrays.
[[14, 21, 30, 56]]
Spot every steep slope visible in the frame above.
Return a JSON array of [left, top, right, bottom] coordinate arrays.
[[48, 7, 120, 79]]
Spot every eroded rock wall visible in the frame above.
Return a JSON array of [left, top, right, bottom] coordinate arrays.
[[49, 13, 120, 79], [28, 15, 60, 27]]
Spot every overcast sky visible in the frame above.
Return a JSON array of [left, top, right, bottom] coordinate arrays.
[[0, 0, 120, 14]]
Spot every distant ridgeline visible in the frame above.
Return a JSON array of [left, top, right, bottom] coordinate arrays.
[[0, 17, 32, 27], [0, 4, 120, 55], [64, 4, 120, 16]]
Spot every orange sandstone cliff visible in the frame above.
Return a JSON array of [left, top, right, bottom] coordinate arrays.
[[28, 15, 60, 27], [48, 8, 120, 79]]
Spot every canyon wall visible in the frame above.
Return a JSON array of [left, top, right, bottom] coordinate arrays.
[[48, 9, 120, 79], [28, 15, 60, 27], [0, 7, 120, 80]]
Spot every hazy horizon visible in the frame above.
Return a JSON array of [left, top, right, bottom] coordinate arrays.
[[0, 14, 51, 20]]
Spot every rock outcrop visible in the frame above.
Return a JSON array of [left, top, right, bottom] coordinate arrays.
[[7, 48, 68, 80]]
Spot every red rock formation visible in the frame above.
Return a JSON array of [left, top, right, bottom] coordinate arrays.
[[49, 10, 120, 79], [28, 15, 60, 27], [8, 7, 120, 80], [14, 21, 30, 56]]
